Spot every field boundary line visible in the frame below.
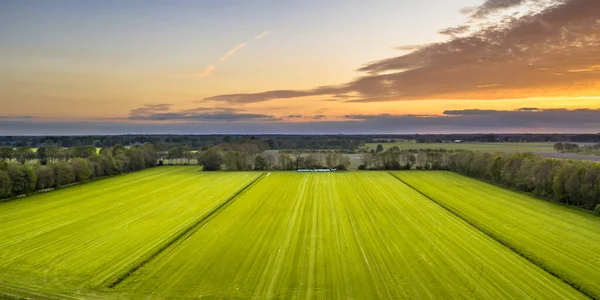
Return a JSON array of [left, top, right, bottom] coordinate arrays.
[[387, 172, 595, 300], [103, 172, 267, 289]]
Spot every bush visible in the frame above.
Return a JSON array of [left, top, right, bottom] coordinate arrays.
[[21, 165, 37, 194], [6, 165, 25, 195], [52, 162, 75, 188], [71, 158, 92, 182], [198, 148, 224, 171], [36, 165, 55, 190], [0, 170, 11, 198], [335, 164, 348, 171]]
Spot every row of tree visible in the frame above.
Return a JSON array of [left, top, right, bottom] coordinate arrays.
[[0, 144, 159, 199], [359, 148, 452, 170], [359, 148, 600, 211], [447, 151, 600, 211], [197, 147, 351, 171], [554, 143, 600, 155], [0, 145, 117, 164]]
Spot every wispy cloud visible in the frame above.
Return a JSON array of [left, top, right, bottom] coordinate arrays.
[[194, 30, 270, 78], [476, 84, 501, 88], [193, 65, 215, 77], [129, 104, 277, 122], [219, 43, 248, 61], [254, 30, 271, 40]]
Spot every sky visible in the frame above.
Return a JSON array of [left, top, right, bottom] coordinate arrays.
[[1, 0, 600, 135]]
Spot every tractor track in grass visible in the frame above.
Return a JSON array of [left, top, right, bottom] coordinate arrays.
[[104, 173, 267, 289], [387, 172, 594, 300]]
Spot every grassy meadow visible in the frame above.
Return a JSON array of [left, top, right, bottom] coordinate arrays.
[[0, 167, 260, 298], [119, 172, 582, 299], [394, 171, 600, 298], [0, 168, 596, 299]]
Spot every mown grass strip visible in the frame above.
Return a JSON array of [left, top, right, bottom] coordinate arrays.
[[105, 172, 267, 289], [388, 172, 594, 300]]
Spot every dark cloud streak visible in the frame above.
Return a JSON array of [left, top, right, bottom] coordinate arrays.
[[0, 115, 38, 121], [129, 112, 278, 122], [3, 108, 598, 135], [129, 104, 172, 116], [128, 105, 277, 122]]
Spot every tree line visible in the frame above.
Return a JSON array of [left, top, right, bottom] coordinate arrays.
[[448, 151, 600, 212], [554, 143, 600, 155], [197, 145, 351, 171], [359, 148, 451, 170], [0, 144, 159, 199], [4, 133, 600, 151], [359, 148, 600, 212]]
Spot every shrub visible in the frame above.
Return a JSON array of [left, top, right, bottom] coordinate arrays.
[[0, 170, 11, 198]]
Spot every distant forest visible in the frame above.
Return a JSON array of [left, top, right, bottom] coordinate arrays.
[[1, 133, 600, 150]]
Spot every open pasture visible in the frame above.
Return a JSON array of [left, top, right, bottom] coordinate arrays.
[[0, 167, 260, 298], [0, 169, 595, 299], [394, 171, 600, 298], [118, 172, 581, 299]]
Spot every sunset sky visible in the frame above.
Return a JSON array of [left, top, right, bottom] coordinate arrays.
[[1, 0, 600, 134]]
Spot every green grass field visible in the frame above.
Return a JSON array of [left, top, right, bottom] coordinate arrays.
[[119, 172, 581, 299], [0, 167, 260, 298], [363, 142, 555, 152], [394, 171, 600, 298], [0, 168, 596, 299]]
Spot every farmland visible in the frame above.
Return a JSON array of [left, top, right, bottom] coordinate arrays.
[[118, 172, 582, 299], [0, 168, 597, 299], [394, 171, 600, 298], [0, 167, 260, 298]]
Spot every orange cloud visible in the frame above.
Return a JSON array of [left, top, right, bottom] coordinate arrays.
[[476, 84, 501, 88], [205, 0, 600, 104]]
